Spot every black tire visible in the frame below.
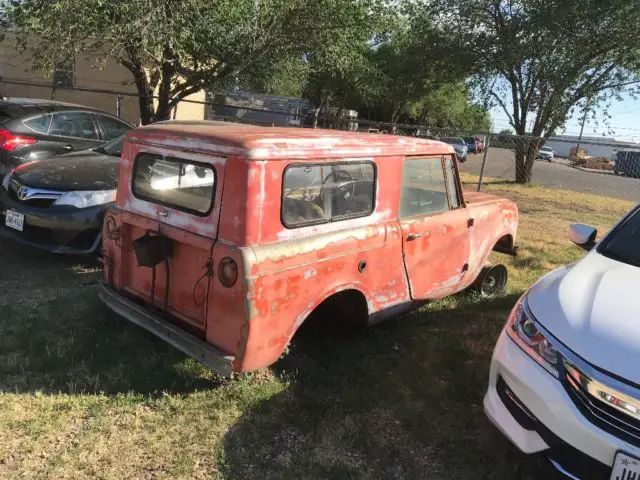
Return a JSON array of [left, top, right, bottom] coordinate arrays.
[[473, 265, 508, 297]]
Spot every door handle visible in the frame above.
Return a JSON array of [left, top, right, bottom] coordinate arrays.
[[63, 144, 73, 151], [406, 233, 422, 241]]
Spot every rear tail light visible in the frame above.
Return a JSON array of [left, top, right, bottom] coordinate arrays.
[[0, 129, 37, 151], [218, 257, 238, 288]]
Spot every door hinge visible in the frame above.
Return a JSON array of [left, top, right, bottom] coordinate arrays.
[[467, 218, 475, 228]]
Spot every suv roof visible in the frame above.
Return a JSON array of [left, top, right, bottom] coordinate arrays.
[[128, 121, 456, 160], [0, 97, 110, 120]]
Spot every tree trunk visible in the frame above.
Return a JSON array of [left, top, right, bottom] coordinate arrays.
[[130, 68, 154, 125], [313, 96, 327, 129], [514, 138, 538, 183], [153, 64, 174, 122]]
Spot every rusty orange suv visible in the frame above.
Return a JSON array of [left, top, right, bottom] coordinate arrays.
[[99, 122, 518, 375]]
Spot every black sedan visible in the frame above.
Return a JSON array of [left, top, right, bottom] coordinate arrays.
[[0, 97, 132, 176], [0, 135, 123, 254]]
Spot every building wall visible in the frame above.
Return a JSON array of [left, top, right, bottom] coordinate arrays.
[[546, 135, 640, 160], [0, 32, 205, 125], [546, 136, 616, 159]]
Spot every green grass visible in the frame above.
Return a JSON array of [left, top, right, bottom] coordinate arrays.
[[0, 185, 635, 479]]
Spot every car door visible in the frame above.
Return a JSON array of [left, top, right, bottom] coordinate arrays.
[[398, 156, 470, 299], [47, 111, 104, 153]]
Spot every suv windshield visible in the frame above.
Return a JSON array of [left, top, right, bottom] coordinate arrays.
[[94, 135, 124, 157], [541, 147, 552, 152], [441, 137, 464, 145], [598, 208, 640, 267]]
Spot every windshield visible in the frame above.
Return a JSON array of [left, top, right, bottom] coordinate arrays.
[[441, 137, 463, 145], [598, 208, 640, 267], [541, 147, 552, 152], [94, 135, 124, 157]]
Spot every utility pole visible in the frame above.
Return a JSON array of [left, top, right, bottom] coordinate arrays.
[[576, 97, 592, 153]]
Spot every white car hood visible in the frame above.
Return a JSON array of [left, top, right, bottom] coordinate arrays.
[[527, 250, 640, 384]]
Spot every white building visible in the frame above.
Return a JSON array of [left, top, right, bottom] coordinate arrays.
[[545, 135, 640, 159]]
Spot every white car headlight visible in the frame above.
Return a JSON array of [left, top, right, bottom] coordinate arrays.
[[2, 171, 12, 191], [505, 295, 561, 377], [53, 189, 117, 208]]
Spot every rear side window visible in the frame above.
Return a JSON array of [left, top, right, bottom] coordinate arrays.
[[282, 162, 375, 228], [400, 157, 449, 218], [132, 153, 216, 216], [50, 111, 98, 139], [24, 114, 52, 133], [97, 114, 130, 140]]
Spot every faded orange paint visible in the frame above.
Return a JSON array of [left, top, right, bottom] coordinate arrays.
[[101, 122, 519, 374]]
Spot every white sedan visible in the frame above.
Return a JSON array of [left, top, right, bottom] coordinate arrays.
[[484, 206, 640, 480]]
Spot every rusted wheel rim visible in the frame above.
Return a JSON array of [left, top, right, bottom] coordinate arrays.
[[481, 265, 508, 297]]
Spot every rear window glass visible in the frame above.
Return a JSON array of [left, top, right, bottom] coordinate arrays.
[[132, 153, 216, 216], [282, 162, 375, 228], [24, 114, 52, 133]]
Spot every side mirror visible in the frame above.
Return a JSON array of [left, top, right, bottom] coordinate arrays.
[[569, 223, 597, 251]]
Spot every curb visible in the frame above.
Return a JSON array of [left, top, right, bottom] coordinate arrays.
[[557, 161, 617, 176]]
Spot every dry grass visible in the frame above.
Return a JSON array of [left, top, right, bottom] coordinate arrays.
[[0, 183, 634, 479]]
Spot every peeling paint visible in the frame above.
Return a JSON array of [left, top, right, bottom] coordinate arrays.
[[104, 124, 517, 375]]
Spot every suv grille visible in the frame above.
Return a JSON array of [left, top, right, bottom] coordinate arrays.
[[563, 360, 640, 447], [8, 179, 64, 208]]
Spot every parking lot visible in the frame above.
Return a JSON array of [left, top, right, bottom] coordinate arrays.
[[0, 181, 635, 479], [461, 148, 640, 202]]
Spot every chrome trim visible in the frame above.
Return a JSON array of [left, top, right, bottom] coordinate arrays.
[[10, 180, 65, 202], [525, 298, 640, 440], [548, 459, 582, 480]]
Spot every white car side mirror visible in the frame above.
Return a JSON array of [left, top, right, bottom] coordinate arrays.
[[569, 223, 598, 251]]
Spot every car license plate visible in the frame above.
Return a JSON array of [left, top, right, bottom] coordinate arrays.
[[611, 452, 640, 480], [5, 209, 24, 232]]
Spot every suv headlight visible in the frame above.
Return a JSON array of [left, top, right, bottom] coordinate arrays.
[[506, 295, 561, 377], [53, 189, 116, 208], [1, 171, 12, 191]]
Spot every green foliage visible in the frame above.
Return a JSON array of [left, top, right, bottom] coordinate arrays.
[[7, 0, 383, 123], [406, 83, 491, 132]]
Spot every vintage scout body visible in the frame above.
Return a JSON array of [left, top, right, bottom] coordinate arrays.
[[99, 122, 518, 375]]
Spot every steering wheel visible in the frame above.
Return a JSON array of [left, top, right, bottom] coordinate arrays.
[[320, 169, 356, 205]]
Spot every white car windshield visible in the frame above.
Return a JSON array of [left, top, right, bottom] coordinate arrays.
[[599, 208, 640, 267], [541, 147, 553, 152]]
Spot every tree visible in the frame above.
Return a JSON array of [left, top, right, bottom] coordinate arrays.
[[406, 83, 491, 132], [359, 7, 471, 128], [7, 0, 380, 124], [431, 0, 640, 182], [301, 1, 393, 128]]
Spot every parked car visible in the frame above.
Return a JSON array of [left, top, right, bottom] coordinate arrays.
[[0, 135, 124, 254], [439, 136, 469, 162], [485, 206, 640, 480], [537, 145, 554, 161], [99, 122, 519, 376], [0, 98, 133, 176], [464, 136, 480, 154]]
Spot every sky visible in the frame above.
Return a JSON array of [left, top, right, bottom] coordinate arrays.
[[490, 92, 640, 142]]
